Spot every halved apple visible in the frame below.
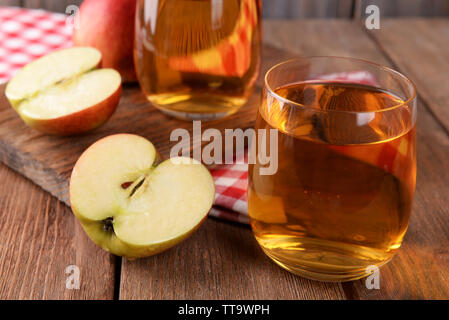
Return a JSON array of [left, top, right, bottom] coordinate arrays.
[[5, 47, 121, 135], [69, 134, 216, 258]]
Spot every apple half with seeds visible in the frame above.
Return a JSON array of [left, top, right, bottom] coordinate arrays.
[[5, 47, 121, 135], [69, 134, 216, 258]]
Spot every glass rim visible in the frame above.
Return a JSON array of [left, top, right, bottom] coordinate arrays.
[[264, 56, 417, 114]]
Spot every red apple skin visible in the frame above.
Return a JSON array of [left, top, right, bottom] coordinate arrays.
[[73, 0, 137, 83], [19, 86, 122, 136]]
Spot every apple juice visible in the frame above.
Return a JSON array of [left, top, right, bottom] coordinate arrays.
[[134, 0, 262, 120], [248, 82, 417, 281]]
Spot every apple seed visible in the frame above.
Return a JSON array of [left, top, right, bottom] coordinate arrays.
[[129, 178, 146, 198]]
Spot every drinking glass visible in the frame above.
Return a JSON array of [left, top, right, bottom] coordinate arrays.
[[248, 57, 417, 281], [134, 0, 262, 120]]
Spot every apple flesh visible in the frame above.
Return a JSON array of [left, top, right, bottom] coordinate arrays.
[[17, 69, 121, 135], [73, 0, 137, 82], [5, 47, 122, 135], [6, 47, 101, 108], [69, 134, 215, 258]]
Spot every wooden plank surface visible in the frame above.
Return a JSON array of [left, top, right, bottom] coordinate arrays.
[[120, 219, 346, 299], [349, 18, 449, 299], [0, 162, 115, 299], [0, 0, 21, 6], [355, 0, 449, 17], [22, 0, 83, 13], [263, 19, 449, 299], [7, 0, 449, 17], [263, 0, 354, 19], [347, 104, 449, 299], [0, 44, 293, 208], [366, 19, 449, 134]]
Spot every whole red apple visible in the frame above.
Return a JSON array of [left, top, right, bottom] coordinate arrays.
[[73, 0, 137, 83]]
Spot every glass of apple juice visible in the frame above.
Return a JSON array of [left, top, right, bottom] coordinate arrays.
[[248, 57, 417, 281], [134, 0, 262, 120]]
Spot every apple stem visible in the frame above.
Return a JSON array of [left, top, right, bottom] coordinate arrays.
[[102, 217, 114, 233]]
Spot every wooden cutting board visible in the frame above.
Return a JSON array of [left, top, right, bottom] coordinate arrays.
[[0, 44, 293, 206]]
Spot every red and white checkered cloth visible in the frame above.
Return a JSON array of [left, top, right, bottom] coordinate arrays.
[[210, 157, 249, 224], [0, 7, 251, 223], [0, 7, 72, 83]]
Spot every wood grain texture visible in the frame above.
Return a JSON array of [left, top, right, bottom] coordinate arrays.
[[22, 0, 83, 13], [263, 0, 354, 19], [344, 102, 449, 299], [355, 0, 449, 17], [264, 19, 392, 64], [366, 19, 449, 133], [345, 18, 449, 299], [8, 0, 449, 17], [0, 44, 293, 207], [243, 19, 449, 299], [0, 162, 115, 299], [119, 219, 346, 299], [0, 0, 21, 6]]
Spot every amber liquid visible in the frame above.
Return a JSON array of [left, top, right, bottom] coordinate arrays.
[[248, 82, 416, 281], [135, 0, 261, 120]]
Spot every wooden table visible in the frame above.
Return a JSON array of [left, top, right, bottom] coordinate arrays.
[[0, 19, 448, 300]]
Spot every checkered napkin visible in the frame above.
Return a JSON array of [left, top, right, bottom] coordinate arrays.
[[0, 7, 72, 83], [209, 156, 250, 224]]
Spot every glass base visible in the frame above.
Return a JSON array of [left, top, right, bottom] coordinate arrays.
[[147, 92, 247, 121], [256, 235, 395, 282], [159, 108, 237, 121]]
